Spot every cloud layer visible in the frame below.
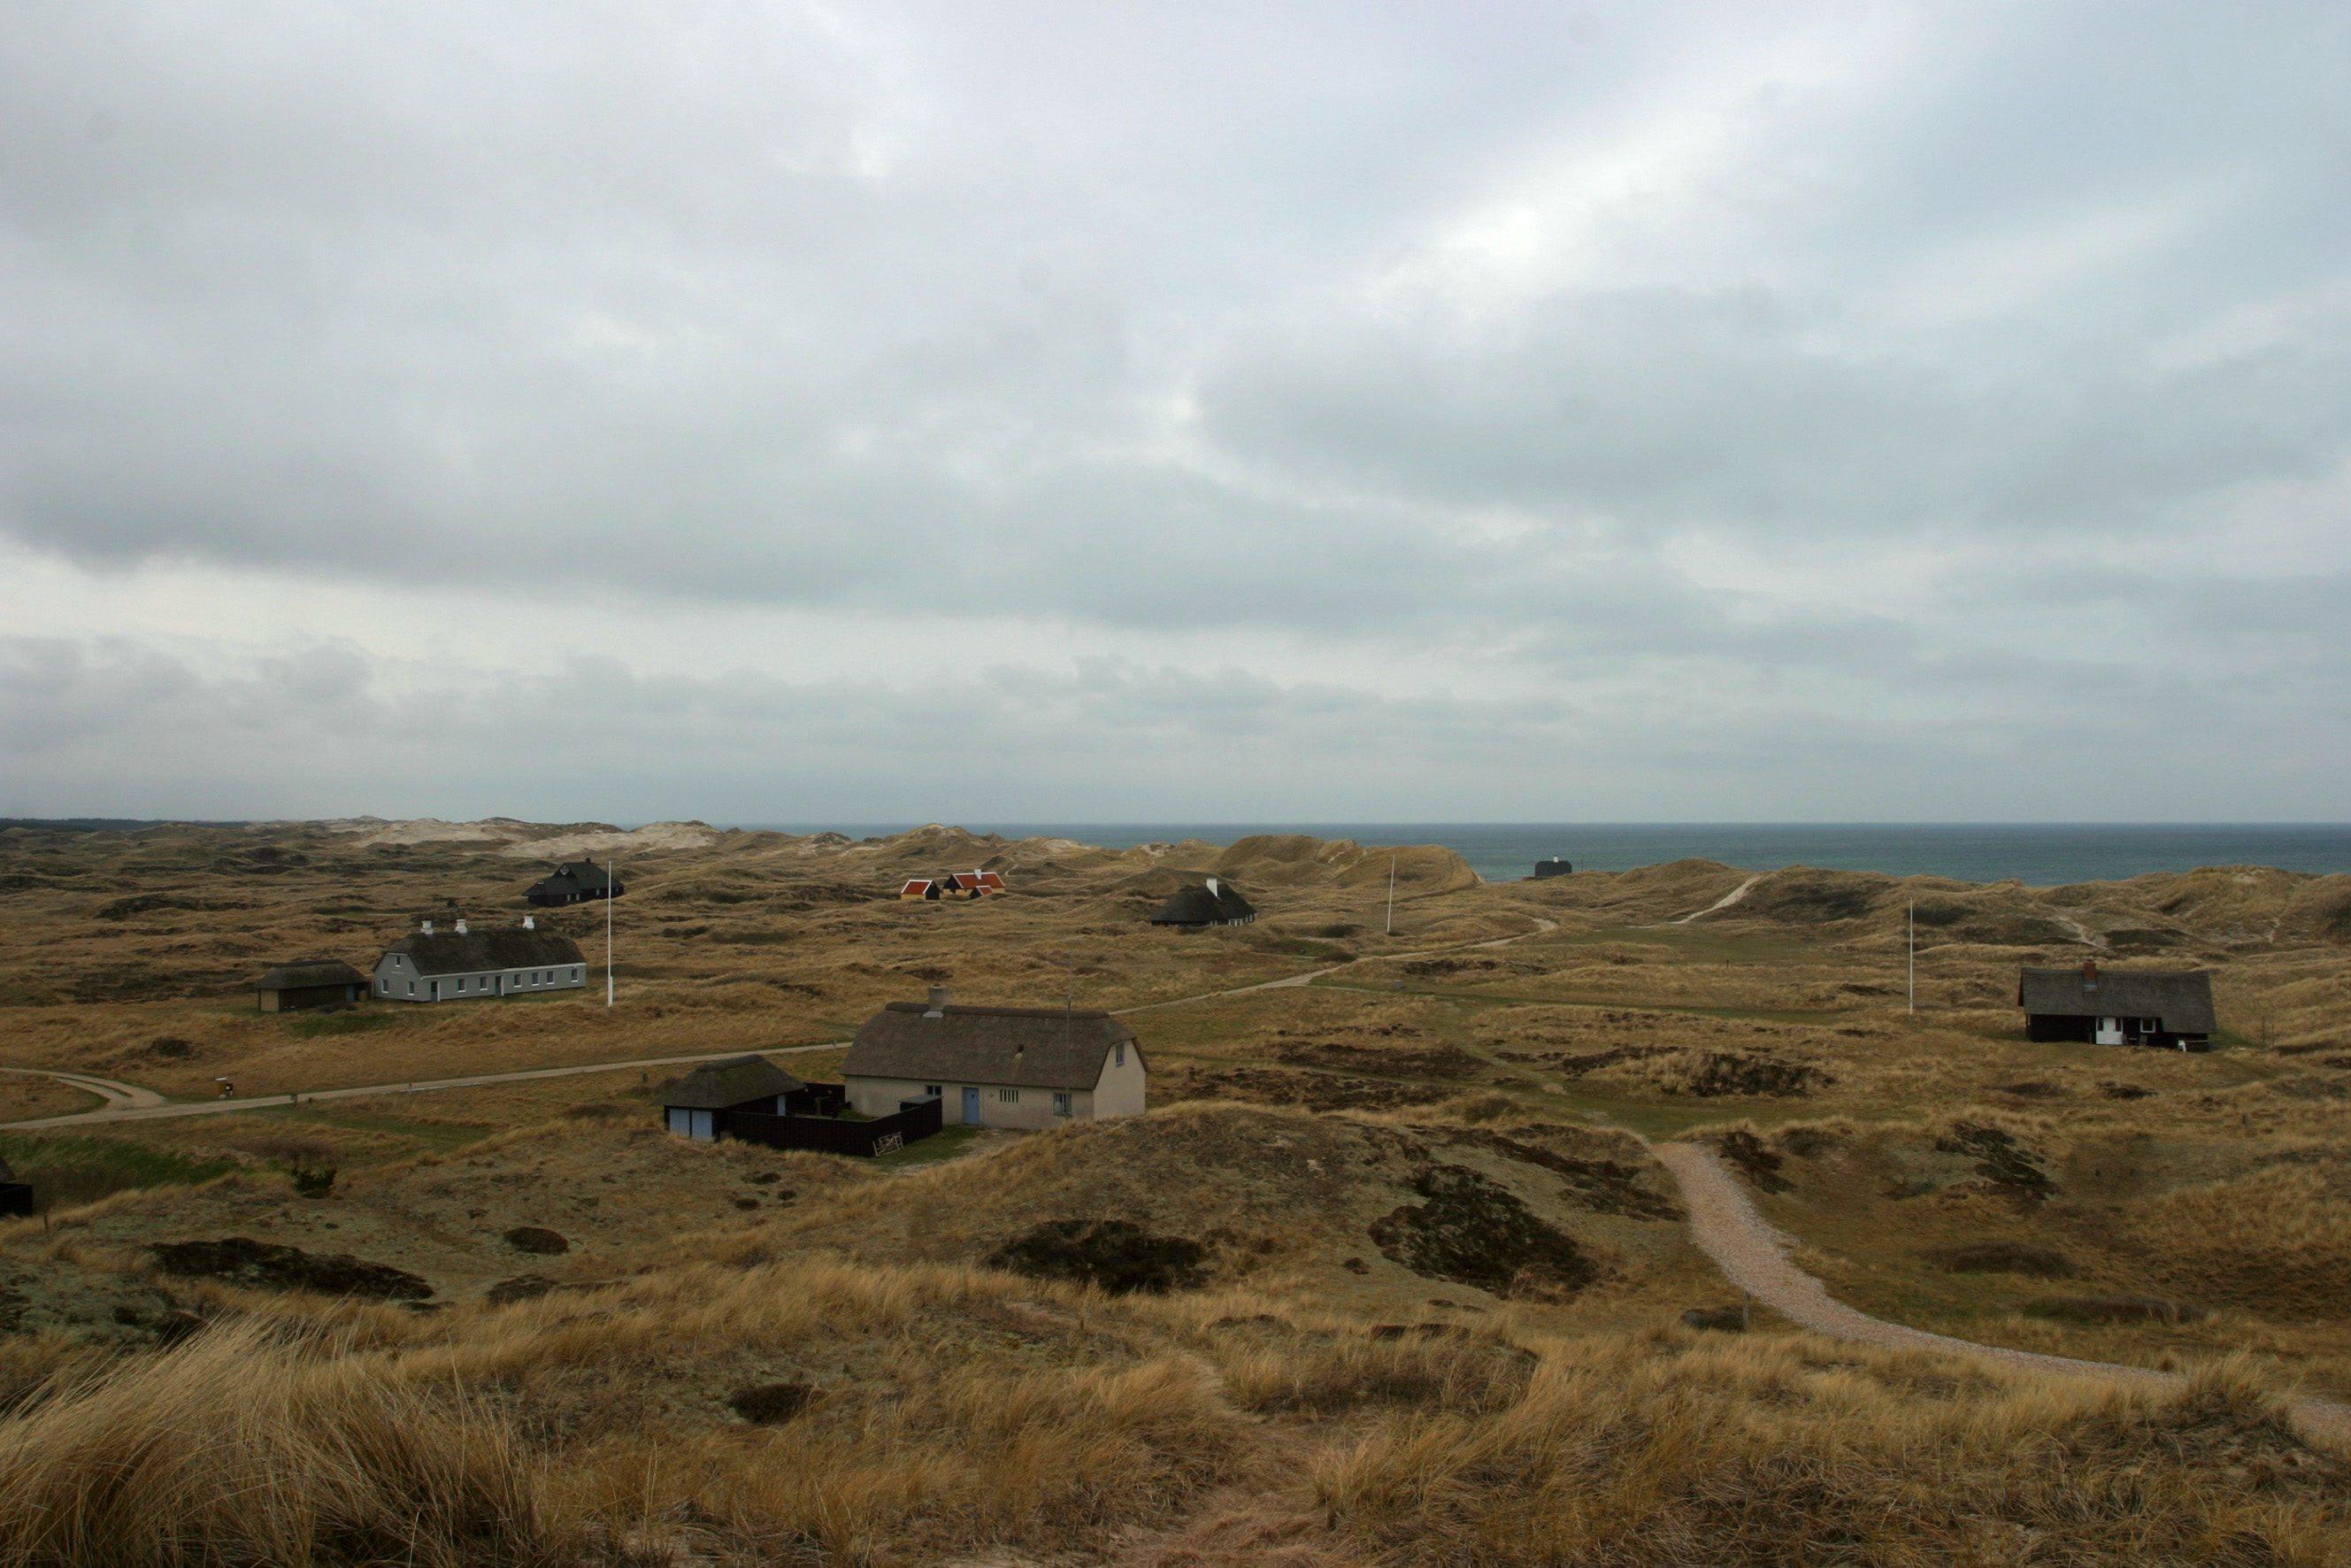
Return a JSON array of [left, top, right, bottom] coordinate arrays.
[[3, 2, 2346, 819]]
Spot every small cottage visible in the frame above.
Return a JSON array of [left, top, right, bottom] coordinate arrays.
[[898, 869, 1006, 901], [1149, 876, 1256, 927], [843, 989, 1145, 1129], [373, 916, 588, 1003], [526, 862, 625, 906], [2017, 961, 2216, 1050], [662, 1055, 809, 1141], [254, 958, 369, 1013]]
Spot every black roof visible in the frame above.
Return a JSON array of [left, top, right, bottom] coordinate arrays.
[[381, 926, 586, 977], [255, 958, 367, 990], [2017, 966, 2216, 1034], [662, 1054, 806, 1110], [1149, 878, 1256, 926]]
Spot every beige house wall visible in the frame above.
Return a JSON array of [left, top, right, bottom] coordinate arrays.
[[847, 1071, 1142, 1130]]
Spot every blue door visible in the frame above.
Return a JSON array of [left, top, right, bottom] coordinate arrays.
[[961, 1087, 981, 1125]]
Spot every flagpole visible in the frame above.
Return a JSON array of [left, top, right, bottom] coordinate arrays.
[[1387, 856, 1396, 936], [1907, 900, 1915, 1016], [605, 859, 615, 1009]]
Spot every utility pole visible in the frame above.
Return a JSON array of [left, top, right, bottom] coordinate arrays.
[[1386, 856, 1396, 936], [605, 858, 615, 1009], [1907, 900, 1915, 1016]]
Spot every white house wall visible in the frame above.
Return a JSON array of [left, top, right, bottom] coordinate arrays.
[[371, 953, 588, 1002]]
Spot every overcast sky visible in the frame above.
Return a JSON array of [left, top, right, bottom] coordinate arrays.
[[3, 2, 2346, 824]]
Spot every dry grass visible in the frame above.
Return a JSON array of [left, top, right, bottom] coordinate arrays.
[[1315, 1335, 2351, 1566], [0, 1321, 565, 1567]]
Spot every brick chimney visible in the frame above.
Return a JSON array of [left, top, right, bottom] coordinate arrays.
[[925, 986, 949, 1018], [2081, 958, 2098, 989], [420, 918, 434, 935]]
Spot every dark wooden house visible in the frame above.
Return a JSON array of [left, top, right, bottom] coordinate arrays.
[[526, 861, 624, 906], [2017, 961, 2216, 1050], [662, 1054, 812, 1141], [1149, 876, 1257, 927], [255, 958, 369, 1013]]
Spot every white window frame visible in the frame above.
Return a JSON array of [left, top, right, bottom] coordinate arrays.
[[1053, 1091, 1072, 1116]]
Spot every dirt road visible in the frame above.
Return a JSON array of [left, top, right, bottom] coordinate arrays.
[[3, 1044, 849, 1132], [1649, 1139, 2351, 1444]]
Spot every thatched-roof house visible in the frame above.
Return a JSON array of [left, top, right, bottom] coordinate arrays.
[[373, 917, 588, 1003], [526, 861, 624, 906], [254, 958, 368, 1013], [662, 1054, 807, 1141], [843, 989, 1145, 1129], [2017, 961, 2216, 1050], [1149, 876, 1256, 927]]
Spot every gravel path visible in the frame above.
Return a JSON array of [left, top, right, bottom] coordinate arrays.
[[0, 1065, 165, 1111], [3, 1042, 849, 1130], [1650, 1140, 2351, 1445]]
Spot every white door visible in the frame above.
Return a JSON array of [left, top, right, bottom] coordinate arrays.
[[2094, 1016, 2124, 1044]]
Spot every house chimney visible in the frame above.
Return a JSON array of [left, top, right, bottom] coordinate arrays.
[[925, 986, 949, 1018], [521, 915, 535, 930], [2081, 958, 2098, 988], [420, 919, 434, 935], [454, 918, 469, 936]]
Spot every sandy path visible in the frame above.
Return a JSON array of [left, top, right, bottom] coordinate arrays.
[[1649, 1140, 2351, 1444], [1668, 872, 1763, 925], [4, 1043, 850, 1131], [1118, 915, 1558, 1013], [0, 1066, 165, 1112]]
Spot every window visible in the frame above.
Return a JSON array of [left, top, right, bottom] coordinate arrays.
[[1114, 1041, 1126, 1068], [924, 1084, 942, 1097], [457, 976, 468, 992], [1053, 1091, 1072, 1116], [405, 980, 414, 995], [998, 1088, 1020, 1103], [572, 966, 582, 982]]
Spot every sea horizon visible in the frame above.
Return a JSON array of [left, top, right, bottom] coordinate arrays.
[[734, 821, 2351, 888]]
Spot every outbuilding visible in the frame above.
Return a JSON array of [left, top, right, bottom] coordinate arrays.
[[1149, 876, 1256, 927], [2017, 961, 2217, 1050], [373, 917, 588, 1003], [843, 989, 1145, 1129], [255, 959, 369, 1013], [661, 1055, 810, 1141], [1531, 857, 1573, 879]]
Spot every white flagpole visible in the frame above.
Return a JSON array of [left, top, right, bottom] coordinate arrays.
[[1907, 900, 1915, 1016], [605, 858, 615, 1008], [1387, 856, 1396, 936]]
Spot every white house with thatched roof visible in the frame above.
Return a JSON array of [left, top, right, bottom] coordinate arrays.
[[841, 989, 1146, 1130]]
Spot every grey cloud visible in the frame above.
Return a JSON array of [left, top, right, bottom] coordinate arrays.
[[1, 3, 2346, 818]]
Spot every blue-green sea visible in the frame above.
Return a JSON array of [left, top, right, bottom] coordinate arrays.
[[741, 823, 2351, 888]]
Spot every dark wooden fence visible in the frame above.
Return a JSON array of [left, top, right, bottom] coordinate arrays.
[[715, 1095, 942, 1158]]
